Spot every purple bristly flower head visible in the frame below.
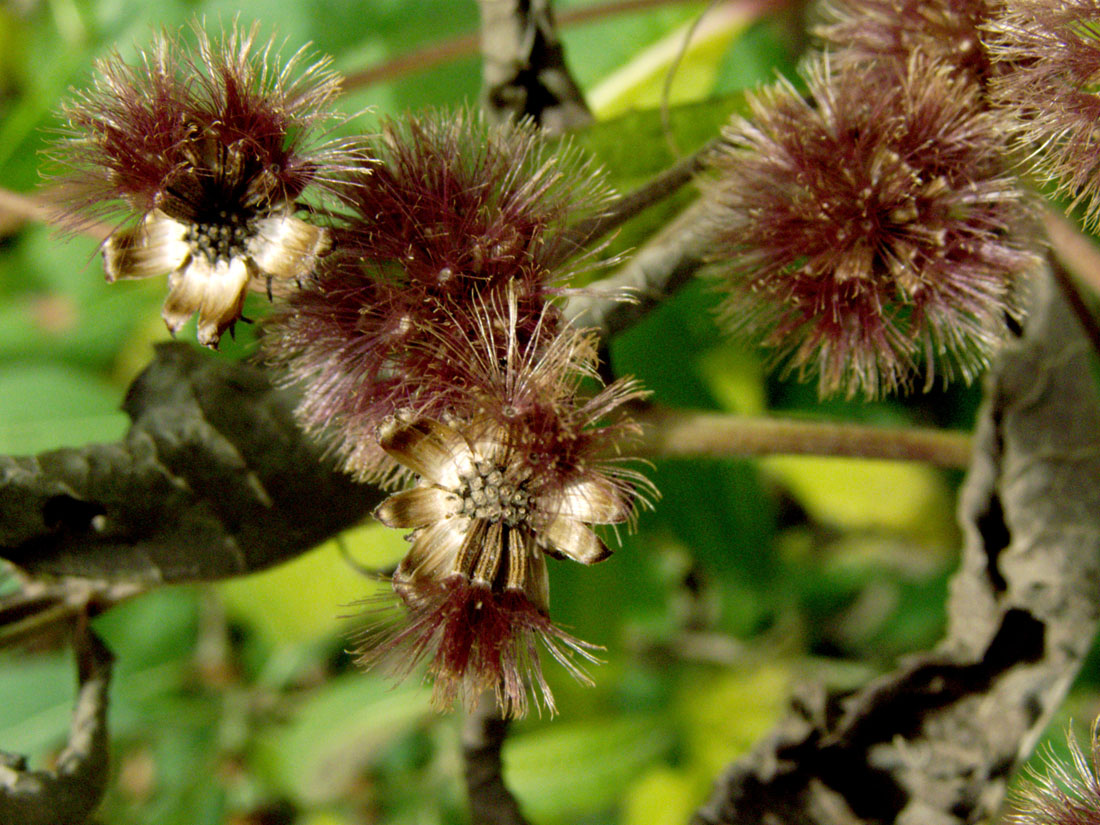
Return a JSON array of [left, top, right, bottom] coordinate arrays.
[[815, 0, 997, 86], [52, 20, 364, 346], [703, 52, 1040, 399], [985, 0, 1100, 229], [1010, 720, 1100, 825], [262, 109, 616, 482], [355, 291, 652, 716]]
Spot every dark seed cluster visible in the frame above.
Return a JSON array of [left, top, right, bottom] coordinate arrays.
[[184, 211, 257, 264], [458, 459, 532, 527]]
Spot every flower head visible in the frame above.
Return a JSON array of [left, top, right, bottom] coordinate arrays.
[[985, 0, 1100, 229], [363, 409, 644, 715], [53, 21, 361, 346], [703, 53, 1039, 398], [355, 298, 651, 716], [1010, 720, 1100, 825], [263, 110, 615, 480], [815, 0, 997, 86]]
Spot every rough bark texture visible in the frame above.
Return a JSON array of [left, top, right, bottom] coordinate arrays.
[[0, 342, 381, 585], [692, 268, 1100, 825], [477, 0, 592, 132]]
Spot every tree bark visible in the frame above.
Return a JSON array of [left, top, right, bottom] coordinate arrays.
[[692, 266, 1100, 825]]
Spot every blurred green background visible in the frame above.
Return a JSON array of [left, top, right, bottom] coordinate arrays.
[[0, 1, 1093, 823]]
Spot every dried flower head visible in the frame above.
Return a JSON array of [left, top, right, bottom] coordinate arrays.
[[356, 296, 651, 716], [704, 52, 1039, 398], [816, 0, 997, 85], [985, 0, 1100, 229], [263, 109, 615, 480], [1010, 720, 1100, 825], [53, 21, 361, 346]]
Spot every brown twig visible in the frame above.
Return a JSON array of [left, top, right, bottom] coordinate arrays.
[[0, 619, 114, 825], [0, 188, 54, 229], [636, 408, 974, 468], [0, 186, 112, 241]]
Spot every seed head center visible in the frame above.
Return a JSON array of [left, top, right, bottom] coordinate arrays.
[[458, 459, 532, 527], [185, 210, 256, 264]]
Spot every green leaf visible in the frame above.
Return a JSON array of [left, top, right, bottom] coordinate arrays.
[[252, 673, 433, 805], [504, 714, 673, 823], [585, 3, 761, 118], [0, 361, 127, 454], [0, 649, 72, 756], [217, 524, 407, 648]]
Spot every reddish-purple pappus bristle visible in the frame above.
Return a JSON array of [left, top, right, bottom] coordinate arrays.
[[703, 51, 1040, 399], [49, 19, 369, 347], [332, 110, 615, 292], [51, 20, 360, 227], [985, 0, 1100, 230], [262, 109, 618, 482], [815, 0, 997, 87], [1009, 720, 1100, 825], [356, 575, 600, 718], [355, 392, 651, 716]]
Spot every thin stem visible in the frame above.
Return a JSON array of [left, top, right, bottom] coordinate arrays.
[[636, 407, 973, 468], [1048, 255, 1100, 360], [1040, 205, 1100, 358], [550, 139, 716, 268], [1040, 203, 1100, 297], [563, 195, 713, 335], [0, 187, 53, 226], [463, 694, 531, 825]]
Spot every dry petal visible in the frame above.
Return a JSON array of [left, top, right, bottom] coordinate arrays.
[[247, 213, 331, 281], [378, 418, 475, 488], [396, 517, 470, 587], [163, 255, 251, 347], [103, 211, 190, 282], [553, 477, 631, 524], [374, 486, 461, 529], [541, 517, 611, 565]]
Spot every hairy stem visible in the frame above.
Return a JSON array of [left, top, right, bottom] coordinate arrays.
[[1040, 206, 1100, 358], [563, 196, 713, 335], [636, 408, 974, 468]]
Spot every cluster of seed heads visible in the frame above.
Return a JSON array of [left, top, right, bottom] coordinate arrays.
[[184, 210, 256, 264], [458, 459, 532, 527]]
